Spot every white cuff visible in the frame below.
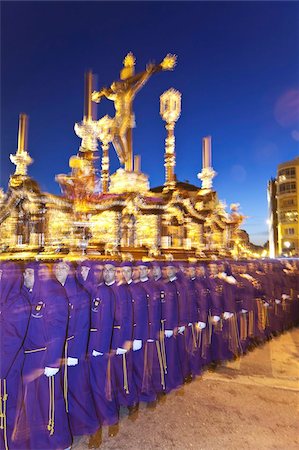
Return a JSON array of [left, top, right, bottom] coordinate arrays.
[[165, 330, 174, 338], [67, 357, 79, 366], [44, 367, 59, 377], [212, 316, 221, 323], [92, 350, 103, 357], [132, 340, 142, 351], [223, 312, 232, 320], [116, 347, 127, 355]]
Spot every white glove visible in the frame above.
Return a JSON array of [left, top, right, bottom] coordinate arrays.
[[282, 294, 290, 300], [218, 272, 226, 279], [132, 340, 142, 351], [275, 299, 281, 304], [264, 302, 269, 307], [178, 326, 185, 334], [188, 322, 193, 327], [92, 350, 103, 357], [116, 347, 127, 355], [197, 321, 206, 329], [165, 330, 174, 338], [67, 357, 79, 366], [44, 367, 59, 377], [147, 339, 154, 343], [212, 315, 220, 323], [223, 312, 232, 320], [241, 309, 248, 314], [226, 276, 237, 285]]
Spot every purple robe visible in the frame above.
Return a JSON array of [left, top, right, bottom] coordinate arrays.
[[0, 263, 30, 450], [234, 273, 256, 351], [161, 279, 183, 393], [141, 278, 165, 396], [16, 275, 72, 450], [110, 282, 137, 408], [76, 261, 94, 296], [208, 276, 226, 362], [171, 275, 190, 380], [221, 277, 242, 358], [88, 283, 118, 426], [129, 281, 155, 402], [63, 274, 98, 436], [253, 269, 271, 340], [196, 275, 213, 364], [185, 277, 208, 377]]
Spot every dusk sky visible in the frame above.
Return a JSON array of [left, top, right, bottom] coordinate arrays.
[[1, 1, 299, 245]]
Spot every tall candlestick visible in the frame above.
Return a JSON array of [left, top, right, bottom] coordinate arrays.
[[198, 135, 216, 191], [17, 113, 28, 152], [84, 70, 94, 122], [134, 155, 141, 172], [10, 113, 33, 184], [203, 136, 211, 169]]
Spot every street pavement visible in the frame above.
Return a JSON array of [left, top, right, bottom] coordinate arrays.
[[74, 327, 299, 450]]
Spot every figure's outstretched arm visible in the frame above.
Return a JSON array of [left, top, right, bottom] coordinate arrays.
[[129, 64, 161, 96], [145, 54, 177, 75], [130, 54, 177, 95], [91, 87, 113, 103]]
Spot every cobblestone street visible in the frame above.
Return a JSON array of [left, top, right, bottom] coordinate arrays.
[[74, 327, 299, 450]]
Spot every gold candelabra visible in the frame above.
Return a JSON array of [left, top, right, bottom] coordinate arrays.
[[160, 88, 181, 191], [9, 114, 33, 186], [74, 71, 98, 156], [96, 115, 114, 193]]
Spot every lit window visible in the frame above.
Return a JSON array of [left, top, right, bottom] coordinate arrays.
[[278, 167, 296, 179], [279, 210, 298, 223], [285, 227, 295, 235], [279, 182, 296, 194], [282, 198, 295, 207]]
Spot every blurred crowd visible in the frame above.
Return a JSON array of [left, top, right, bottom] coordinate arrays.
[[1, 258, 298, 449]]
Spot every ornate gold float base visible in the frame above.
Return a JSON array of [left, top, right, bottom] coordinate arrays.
[[109, 168, 149, 194]]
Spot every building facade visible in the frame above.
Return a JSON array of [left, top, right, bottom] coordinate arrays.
[[268, 156, 299, 257]]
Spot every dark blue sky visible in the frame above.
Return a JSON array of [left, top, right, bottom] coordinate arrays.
[[1, 1, 299, 245]]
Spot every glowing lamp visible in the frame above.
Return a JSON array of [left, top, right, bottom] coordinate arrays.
[[160, 88, 181, 124]]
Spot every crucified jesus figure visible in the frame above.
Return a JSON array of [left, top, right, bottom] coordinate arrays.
[[92, 53, 176, 171]]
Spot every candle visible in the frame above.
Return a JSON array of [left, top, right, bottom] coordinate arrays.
[[84, 71, 94, 121], [17, 114, 28, 152], [203, 136, 211, 168], [134, 155, 141, 172]]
